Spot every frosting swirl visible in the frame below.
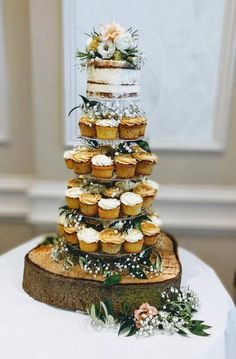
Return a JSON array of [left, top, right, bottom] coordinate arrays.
[[121, 117, 141, 126], [65, 187, 85, 198], [148, 215, 162, 227], [79, 116, 96, 126], [142, 179, 159, 191], [64, 150, 76, 159], [77, 227, 99, 243], [124, 229, 143, 243], [64, 226, 76, 234], [96, 119, 119, 127], [133, 184, 156, 197], [99, 229, 124, 244], [115, 155, 137, 165], [92, 154, 113, 167], [133, 152, 158, 163], [67, 177, 85, 188], [98, 198, 120, 210], [79, 192, 101, 205], [102, 187, 123, 198], [141, 222, 160, 236], [72, 152, 92, 163], [120, 192, 143, 206]]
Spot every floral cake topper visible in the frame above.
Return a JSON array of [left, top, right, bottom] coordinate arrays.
[[76, 21, 144, 68]]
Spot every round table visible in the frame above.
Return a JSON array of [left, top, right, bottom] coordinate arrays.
[[0, 237, 235, 359]]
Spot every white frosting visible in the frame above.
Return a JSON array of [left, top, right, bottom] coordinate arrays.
[[92, 154, 113, 166], [65, 187, 85, 198], [142, 179, 159, 191], [124, 229, 143, 243], [148, 215, 162, 226], [96, 119, 119, 127], [87, 66, 140, 99], [120, 192, 143, 206], [64, 150, 76, 159], [98, 198, 120, 210], [77, 227, 99, 243]]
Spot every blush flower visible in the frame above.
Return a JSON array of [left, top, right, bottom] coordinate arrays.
[[100, 21, 125, 42], [134, 302, 158, 328]]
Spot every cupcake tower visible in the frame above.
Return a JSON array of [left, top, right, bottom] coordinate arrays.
[[60, 23, 161, 256], [22, 23, 182, 316]]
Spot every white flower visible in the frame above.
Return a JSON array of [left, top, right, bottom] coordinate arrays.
[[115, 32, 134, 52], [97, 40, 115, 59]]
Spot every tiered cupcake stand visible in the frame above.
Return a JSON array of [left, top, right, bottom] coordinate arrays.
[[23, 127, 181, 311]]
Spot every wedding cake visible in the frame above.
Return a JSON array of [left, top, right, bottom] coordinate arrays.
[[22, 22, 209, 338]]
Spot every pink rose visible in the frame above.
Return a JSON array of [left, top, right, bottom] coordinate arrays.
[[134, 302, 158, 328], [100, 21, 125, 42]]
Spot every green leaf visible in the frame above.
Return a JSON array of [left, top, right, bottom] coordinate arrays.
[[41, 235, 59, 245], [87, 139, 98, 148], [79, 95, 90, 104], [189, 327, 210, 337], [103, 274, 121, 287], [136, 140, 151, 153], [102, 299, 114, 316], [79, 95, 99, 108], [118, 321, 132, 335], [68, 105, 80, 117], [126, 326, 137, 337], [188, 320, 211, 337]]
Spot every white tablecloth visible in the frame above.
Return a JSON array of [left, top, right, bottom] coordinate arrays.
[[0, 237, 235, 359]]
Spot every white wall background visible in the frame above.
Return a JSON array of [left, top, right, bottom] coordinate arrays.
[[63, 0, 235, 151]]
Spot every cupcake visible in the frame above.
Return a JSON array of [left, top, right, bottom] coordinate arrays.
[[72, 151, 93, 174], [133, 152, 159, 176], [95, 119, 119, 140], [120, 192, 143, 216], [64, 225, 78, 244], [102, 186, 123, 198], [99, 229, 124, 254], [133, 182, 158, 208], [141, 221, 161, 246], [98, 198, 120, 219], [79, 192, 101, 217], [124, 229, 144, 253], [67, 177, 86, 189], [115, 155, 137, 179], [57, 213, 66, 236], [143, 179, 159, 192], [79, 116, 96, 138], [65, 187, 85, 209], [91, 155, 114, 179], [77, 227, 99, 253], [137, 116, 147, 136], [64, 149, 76, 169], [119, 117, 140, 139]]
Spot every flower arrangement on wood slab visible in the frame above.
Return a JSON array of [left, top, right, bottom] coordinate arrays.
[[86, 288, 211, 337]]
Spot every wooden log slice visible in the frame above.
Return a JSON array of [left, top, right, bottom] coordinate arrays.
[[23, 233, 182, 312]]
